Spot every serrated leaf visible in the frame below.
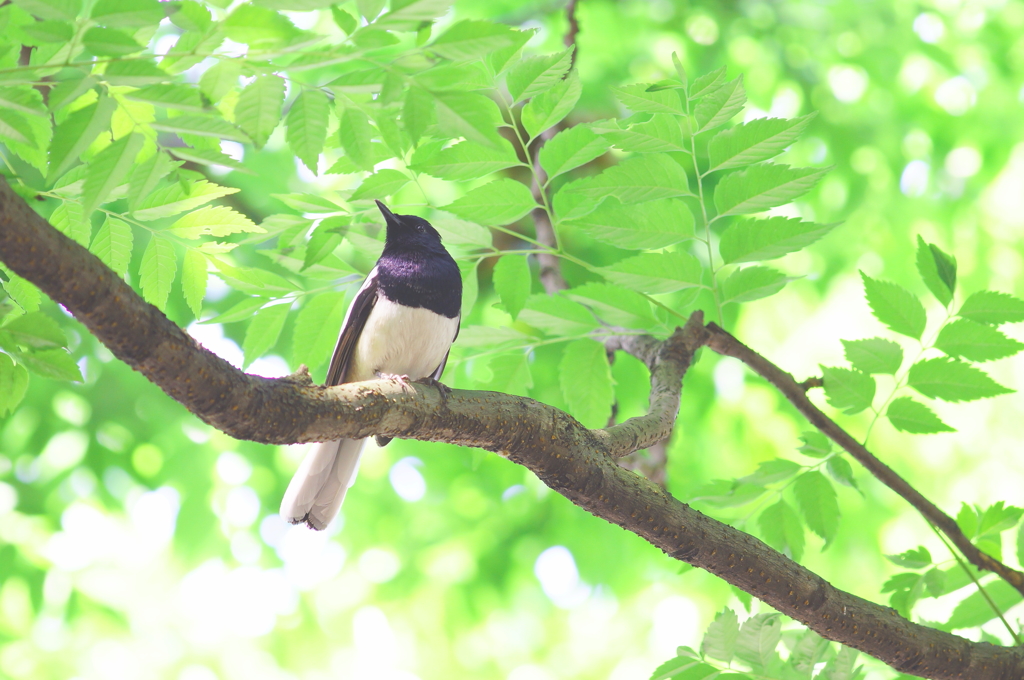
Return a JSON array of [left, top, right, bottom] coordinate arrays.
[[151, 114, 250, 143], [285, 88, 329, 173], [798, 431, 832, 457], [242, 303, 289, 368], [303, 217, 348, 269], [759, 499, 805, 561], [0, 109, 34, 146], [886, 546, 932, 569], [139, 235, 177, 311], [564, 283, 657, 328], [612, 83, 686, 115], [82, 132, 144, 215], [0, 271, 41, 312], [538, 126, 608, 180], [793, 471, 840, 545], [432, 218, 492, 248], [167, 146, 249, 172], [707, 115, 815, 171], [521, 69, 581, 138], [401, 86, 435, 146], [695, 76, 746, 131], [482, 351, 532, 396], [790, 630, 830, 674], [181, 249, 207, 319], [443, 178, 536, 225], [566, 154, 692, 205], [821, 365, 875, 414], [594, 114, 687, 153], [272, 192, 344, 213], [199, 60, 242, 104], [885, 396, 955, 433], [235, 75, 285, 149], [518, 294, 600, 336], [291, 291, 348, 370], [49, 201, 89, 246], [507, 47, 574, 103], [842, 337, 902, 374], [222, 4, 303, 48], [559, 338, 613, 428], [127, 152, 179, 210], [826, 455, 860, 492], [133, 180, 240, 221], [411, 140, 519, 181], [908, 357, 1011, 402], [916, 236, 956, 307], [821, 646, 860, 680], [720, 216, 839, 264], [124, 83, 204, 111], [958, 290, 1024, 326], [429, 19, 518, 61], [565, 197, 693, 250], [47, 95, 117, 182], [493, 254, 531, 321], [432, 91, 504, 148], [350, 169, 410, 201], [0, 312, 66, 349], [978, 501, 1023, 535], [167, 206, 263, 239], [688, 67, 726, 100], [935, 318, 1024, 362], [91, 0, 162, 27], [945, 581, 1022, 630], [740, 458, 802, 486], [104, 59, 170, 87], [648, 657, 711, 680], [13, 347, 82, 381], [860, 272, 927, 339], [701, 609, 739, 663], [90, 215, 133, 276], [0, 354, 29, 415], [714, 163, 829, 217], [735, 613, 782, 670], [600, 251, 702, 294], [13, 0, 81, 21], [722, 266, 790, 304], [84, 26, 144, 55], [957, 503, 980, 538], [337, 106, 379, 172]]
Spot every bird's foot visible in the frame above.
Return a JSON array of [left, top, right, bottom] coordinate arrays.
[[377, 372, 413, 393], [415, 376, 453, 404]]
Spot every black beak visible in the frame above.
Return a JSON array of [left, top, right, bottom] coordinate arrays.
[[375, 200, 399, 226]]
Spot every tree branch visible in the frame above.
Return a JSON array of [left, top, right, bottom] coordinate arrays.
[[703, 322, 1024, 598], [4, 181, 1024, 678]]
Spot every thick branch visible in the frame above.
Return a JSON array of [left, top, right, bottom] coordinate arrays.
[[4, 181, 1024, 678], [704, 322, 1024, 597]]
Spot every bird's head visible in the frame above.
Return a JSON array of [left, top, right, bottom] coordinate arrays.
[[377, 200, 445, 252]]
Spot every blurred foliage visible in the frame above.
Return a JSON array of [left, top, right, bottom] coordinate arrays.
[[3, 0, 1024, 679]]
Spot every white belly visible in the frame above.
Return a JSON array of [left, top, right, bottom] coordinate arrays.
[[347, 297, 459, 382]]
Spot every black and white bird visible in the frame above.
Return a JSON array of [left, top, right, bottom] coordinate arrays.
[[280, 200, 462, 530]]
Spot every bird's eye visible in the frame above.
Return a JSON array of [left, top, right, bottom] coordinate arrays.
[[416, 224, 425, 233]]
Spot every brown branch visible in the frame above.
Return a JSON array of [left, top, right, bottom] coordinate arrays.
[[564, 0, 580, 58], [704, 322, 1024, 598], [4, 182, 1024, 678]]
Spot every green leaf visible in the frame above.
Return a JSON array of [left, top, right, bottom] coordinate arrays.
[[798, 431, 832, 457], [124, 83, 204, 111], [235, 75, 285, 149], [860, 272, 927, 340], [593, 114, 687, 154], [411, 140, 519, 181], [272, 193, 344, 213], [826, 456, 860, 492], [538, 126, 609, 180], [886, 546, 932, 569], [978, 501, 1023, 535], [350, 169, 410, 201], [707, 115, 815, 171], [133, 180, 240, 221], [181, 250, 207, 319], [559, 338, 614, 428], [167, 146, 249, 172], [518, 294, 600, 336], [139, 235, 177, 311], [47, 95, 117, 182], [481, 352, 533, 396], [689, 67, 726, 100], [356, 0, 384, 20], [0, 312, 66, 349], [695, 76, 746, 131], [242, 304, 289, 369], [758, 499, 805, 561], [521, 69, 581, 138], [330, 5, 357, 32], [90, 0, 162, 27], [127, 152, 179, 211], [104, 60, 170, 87], [303, 217, 347, 269], [432, 218, 493, 248], [13, 0, 81, 21], [565, 154, 691, 206], [885, 397, 954, 434], [735, 613, 782, 670], [429, 19, 518, 61], [714, 164, 829, 217], [0, 353, 29, 416], [82, 132, 144, 215], [600, 251, 703, 294], [935, 318, 1024, 362], [13, 347, 82, 381], [1018, 519, 1024, 568], [49, 201, 90, 246], [721, 266, 790, 304], [821, 365, 875, 414], [0, 271, 41, 313], [337, 106, 378, 172], [908, 357, 1012, 402], [506, 47, 574, 103], [90, 215, 133, 276], [564, 283, 657, 328], [378, 0, 450, 25], [957, 503, 980, 538], [199, 60, 243, 104], [167, 206, 262, 239], [793, 471, 840, 545], [915, 236, 956, 307], [402, 86, 435, 146], [790, 630, 830, 674], [701, 609, 739, 663], [958, 290, 1024, 326], [945, 581, 1022, 630], [821, 646, 860, 680], [286, 88, 330, 173], [0, 109, 35, 146], [291, 291, 348, 370], [493, 254, 531, 321], [648, 657, 714, 680], [740, 459, 802, 486], [565, 197, 693, 250], [460, 259, 479, 317], [611, 83, 686, 115], [842, 337, 903, 375], [442, 178, 536, 225], [223, 4, 302, 48], [150, 114, 250, 143], [432, 92, 504, 149]]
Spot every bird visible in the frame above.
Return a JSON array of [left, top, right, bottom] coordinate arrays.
[[279, 200, 462, 531]]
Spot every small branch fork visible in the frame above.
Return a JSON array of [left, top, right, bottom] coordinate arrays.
[[3, 180, 1024, 678]]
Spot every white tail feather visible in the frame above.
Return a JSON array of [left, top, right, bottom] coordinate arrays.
[[279, 438, 365, 530]]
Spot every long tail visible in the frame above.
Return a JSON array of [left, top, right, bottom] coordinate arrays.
[[279, 438, 365, 530]]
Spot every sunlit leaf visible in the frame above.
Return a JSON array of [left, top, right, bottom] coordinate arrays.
[[506, 47, 574, 103], [935, 318, 1024, 362], [915, 236, 957, 307], [600, 251, 703, 294], [908, 357, 1011, 402], [443, 178, 536, 225], [701, 609, 739, 663], [521, 69, 581, 138], [538, 126, 608, 179], [841, 337, 902, 374], [758, 500, 805, 561], [47, 95, 117, 182], [82, 132, 144, 215], [235, 75, 285, 149], [721, 266, 790, 304], [958, 290, 1024, 326], [559, 339, 614, 428], [139, 235, 177, 311], [860, 272, 927, 339], [714, 163, 829, 217], [0, 353, 29, 415], [793, 471, 840, 546], [411, 140, 519, 181], [286, 88, 330, 173], [695, 76, 746, 131], [564, 197, 693, 250], [493, 254, 531, 321], [242, 304, 290, 368], [611, 82, 686, 115], [90, 216, 133, 276], [707, 115, 814, 171], [181, 249, 207, 319]]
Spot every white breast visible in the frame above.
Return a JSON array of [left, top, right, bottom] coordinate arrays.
[[347, 296, 459, 382]]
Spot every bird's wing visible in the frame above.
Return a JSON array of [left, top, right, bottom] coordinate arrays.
[[325, 267, 379, 386], [429, 313, 461, 381]]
